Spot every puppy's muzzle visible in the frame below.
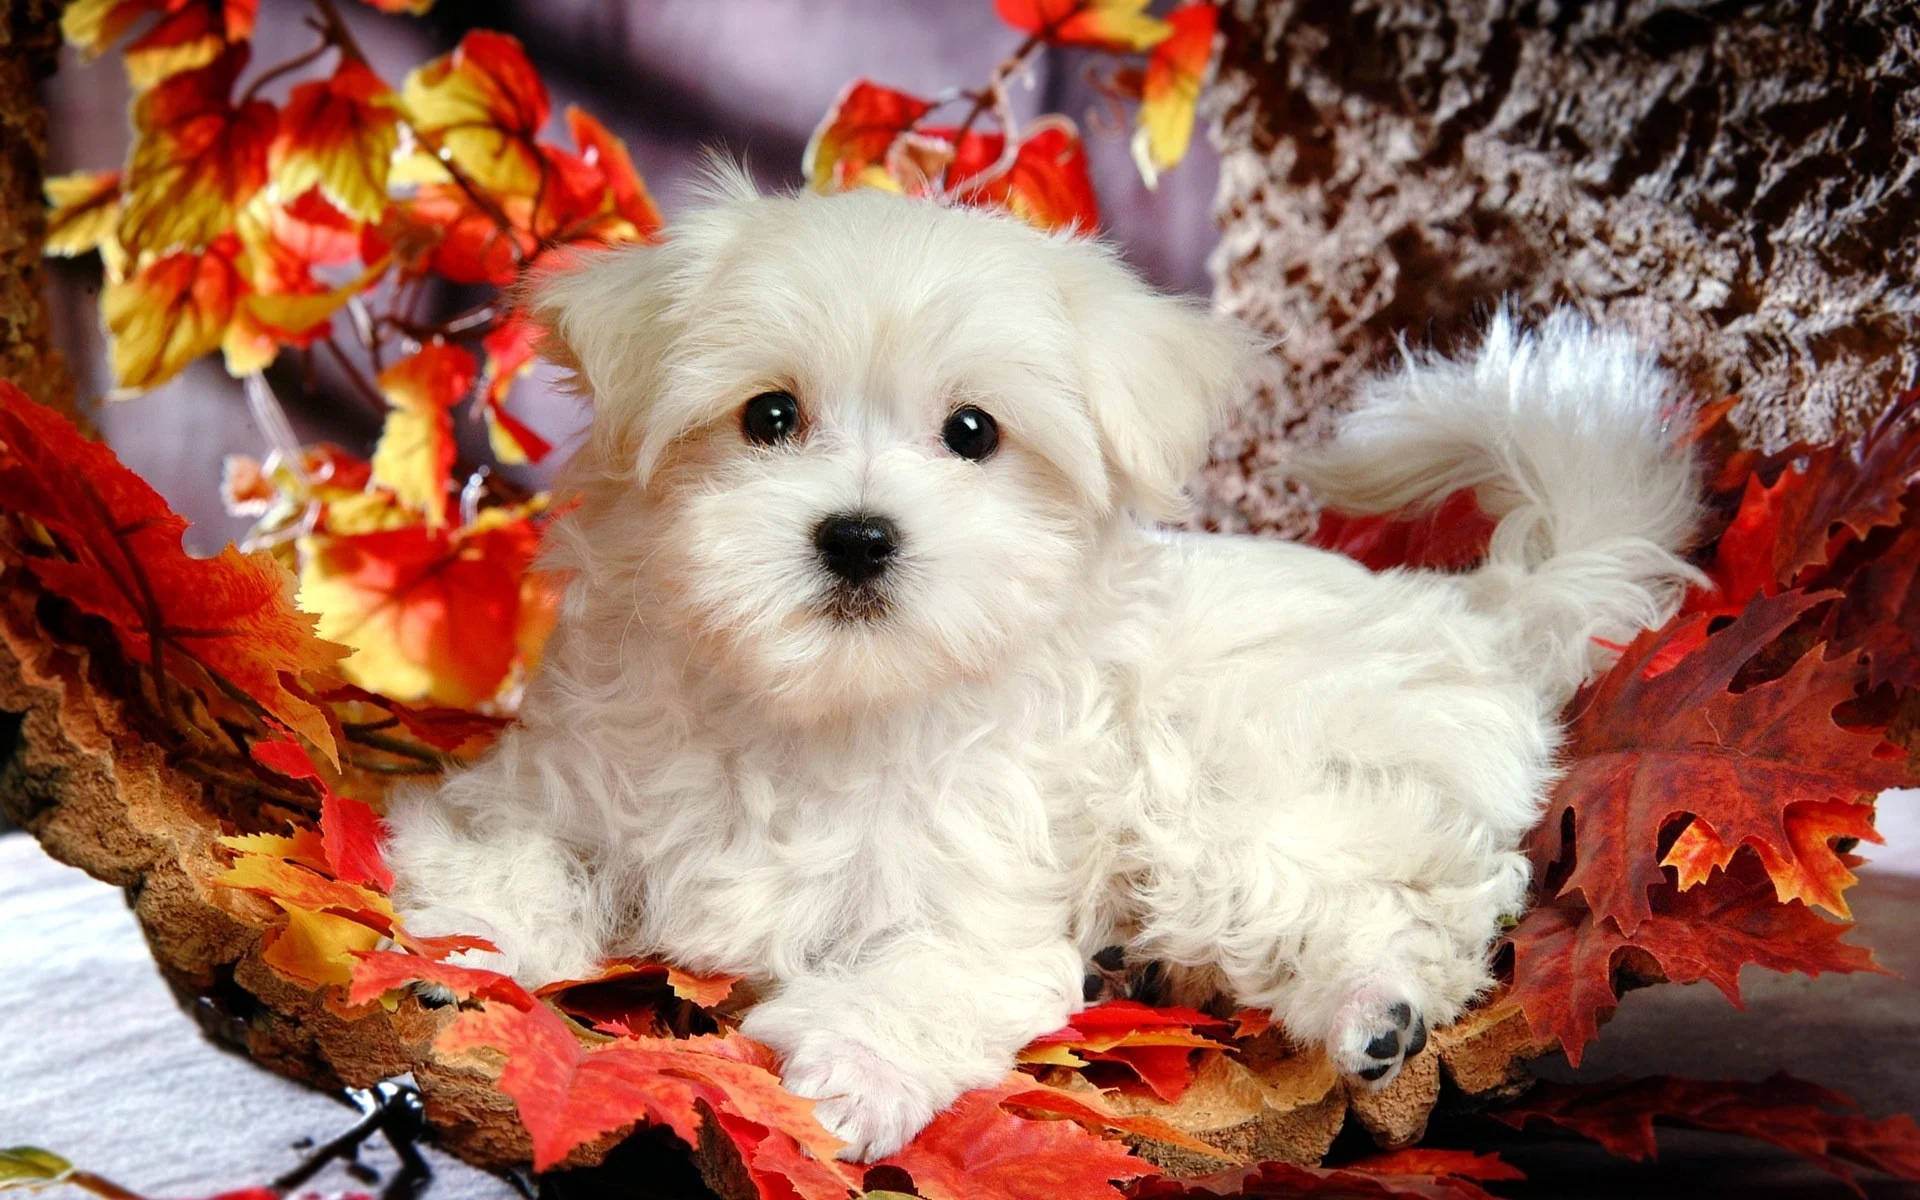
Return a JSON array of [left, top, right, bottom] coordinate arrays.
[[814, 513, 898, 586]]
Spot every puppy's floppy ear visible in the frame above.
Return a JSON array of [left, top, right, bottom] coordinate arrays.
[[1055, 242, 1258, 522], [525, 164, 759, 486]]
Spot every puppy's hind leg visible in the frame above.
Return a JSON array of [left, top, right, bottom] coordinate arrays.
[[1130, 782, 1529, 1089]]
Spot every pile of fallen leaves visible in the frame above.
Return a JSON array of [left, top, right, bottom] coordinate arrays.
[[10, 0, 1920, 1197]]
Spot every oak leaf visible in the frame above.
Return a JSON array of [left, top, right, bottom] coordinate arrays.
[[1505, 857, 1880, 1065], [1534, 589, 1907, 934]]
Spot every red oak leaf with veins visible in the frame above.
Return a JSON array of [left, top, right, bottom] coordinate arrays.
[[1534, 589, 1907, 934]]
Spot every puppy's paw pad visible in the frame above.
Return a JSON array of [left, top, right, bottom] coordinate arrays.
[[778, 1038, 939, 1162], [1333, 992, 1427, 1088]]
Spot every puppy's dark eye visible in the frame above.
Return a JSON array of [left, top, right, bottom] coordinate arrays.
[[941, 406, 999, 461], [742, 391, 801, 445]]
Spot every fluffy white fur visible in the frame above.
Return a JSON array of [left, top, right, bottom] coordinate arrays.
[[384, 170, 1703, 1160]]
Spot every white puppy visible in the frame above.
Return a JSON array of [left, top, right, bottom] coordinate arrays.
[[384, 170, 1701, 1160]]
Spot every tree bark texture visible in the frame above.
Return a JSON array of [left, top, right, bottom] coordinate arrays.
[[0, 1, 76, 423], [1199, 0, 1920, 537]]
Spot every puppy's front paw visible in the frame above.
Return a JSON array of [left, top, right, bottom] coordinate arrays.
[[1328, 988, 1428, 1089], [776, 1034, 941, 1161]]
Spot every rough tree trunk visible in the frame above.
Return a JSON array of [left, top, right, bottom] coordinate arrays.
[[0, 1, 75, 423], [1198, 0, 1920, 536]]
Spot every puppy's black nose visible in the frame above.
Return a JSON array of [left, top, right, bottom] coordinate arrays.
[[814, 513, 898, 585]]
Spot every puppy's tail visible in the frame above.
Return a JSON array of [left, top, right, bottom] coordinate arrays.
[[1292, 308, 1706, 705]]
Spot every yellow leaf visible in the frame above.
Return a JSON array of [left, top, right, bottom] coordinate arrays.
[[272, 59, 400, 223], [44, 170, 122, 259], [400, 30, 548, 196], [1130, 3, 1217, 188], [368, 343, 478, 527], [261, 905, 385, 988]]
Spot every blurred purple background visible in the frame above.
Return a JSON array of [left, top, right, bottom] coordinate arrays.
[[41, 0, 1220, 554]]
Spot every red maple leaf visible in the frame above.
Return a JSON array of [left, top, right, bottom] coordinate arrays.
[[1492, 1073, 1920, 1193], [0, 382, 347, 760], [1506, 857, 1880, 1064], [877, 1074, 1158, 1200]]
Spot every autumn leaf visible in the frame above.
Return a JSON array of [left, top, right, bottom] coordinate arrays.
[[1022, 1000, 1229, 1101], [1492, 1074, 1920, 1191], [61, 0, 258, 87], [878, 1075, 1158, 1200], [478, 315, 551, 463], [100, 235, 244, 390], [804, 80, 937, 192], [402, 30, 549, 196], [564, 107, 664, 242], [43, 171, 123, 264], [1313, 489, 1497, 572], [995, 0, 1170, 52], [118, 44, 276, 256], [298, 506, 545, 708], [0, 381, 347, 760], [369, 342, 477, 526], [260, 904, 385, 988], [1534, 588, 1908, 934], [1130, 3, 1215, 188], [1826, 518, 1920, 693], [272, 58, 400, 223], [1663, 798, 1879, 918], [1505, 857, 1880, 1064], [348, 950, 530, 1009], [942, 119, 1101, 234], [437, 1001, 855, 1177]]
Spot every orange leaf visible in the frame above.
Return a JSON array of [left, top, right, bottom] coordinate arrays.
[[348, 949, 531, 1008], [1130, 3, 1216, 187], [0, 382, 347, 760], [401, 30, 549, 195], [253, 734, 397, 891], [369, 342, 478, 526], [804, 80, 936, 192], [298, 512, 543, 708], [272, 58, 400, 223], [118, 44, 276, 256], [950, 119, 1100, 235], [994, 0, 1169, 52], [1664, 798, 1880, 918]]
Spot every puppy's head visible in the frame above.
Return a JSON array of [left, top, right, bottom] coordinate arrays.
[[534, 168, 1250, 718]]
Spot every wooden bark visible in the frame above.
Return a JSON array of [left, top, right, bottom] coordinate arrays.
[[1199, 0, 1920, 536], [0, 2, 77, 423]]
